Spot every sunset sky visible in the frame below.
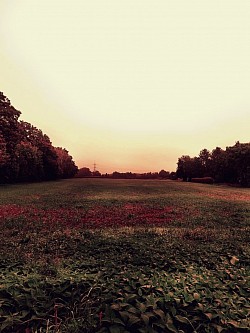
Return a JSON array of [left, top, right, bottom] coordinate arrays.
[[0, 1, 249, 173]]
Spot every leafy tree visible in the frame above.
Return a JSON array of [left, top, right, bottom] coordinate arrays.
[[210, 147, 226, 182], [169, 171, 177, 180], [0, 133, 8, 168], [0, 92, 21, 149], [15, 141, 43, 182], [92, 170, 101, 177], [176, 142, 250, 187], [55, 147, 78, 178], [199, 148, 212, 176], [0, 92, 22, 182], [19, 121, 59, 180], [76, 167, 92, 177], [159, 169, 169, 178], [0, 92, 78, 183], [225, 142, 250, 186], [176, 155, 196, 181]]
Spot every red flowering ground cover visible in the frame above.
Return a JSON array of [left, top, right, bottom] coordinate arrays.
[[0, 203, 184, 229], [0, 204, 27, 219]]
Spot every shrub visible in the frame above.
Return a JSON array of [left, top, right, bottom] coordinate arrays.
[[191, 177, 214, 184]]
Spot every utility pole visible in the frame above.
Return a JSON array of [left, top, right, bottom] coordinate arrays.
[[93, 162, 96, 173]]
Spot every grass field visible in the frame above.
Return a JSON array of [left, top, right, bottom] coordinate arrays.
[[0, 178, 249, 333]]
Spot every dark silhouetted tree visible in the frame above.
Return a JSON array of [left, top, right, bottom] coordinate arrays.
[[55, 147, 78, 178], [176, 142, 250, 187], [19, 121, 59, 180], [0, 133, 8, 168], [176, 155, 194, 181], [159, 169, 169, 178], [15, 141, 43, 182], [225, 142, 250, 186], [210, 147, 226, 182], [0, 92, 78, 183], [92, 170, 101, 177], [0, 92, 22, 182], [76, 167, 92, 177]]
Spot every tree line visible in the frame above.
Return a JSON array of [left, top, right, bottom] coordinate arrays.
[[2, 92, 249, 186], [0, 92, 78, 183], [76, 168, 177, 180], [176, 142, 250, 187], [106, 170, 176, 179]]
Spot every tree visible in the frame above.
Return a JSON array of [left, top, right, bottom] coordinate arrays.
[[19, 121, 59, 180], [0, 92, 22, 182], [0, 92, 78, 183], [199, 149, 212, 176], [159, 170, 169, 178], [169, 171, 177, 180], [0, 92, 21, 149], [76, 167, 92, 177], [176, 155, 189, 181], [92, 170, 101, 177], [176, 142, 250, 187], [225, 142, 250, 186], [15, 141, 43, 182], [210, 147, 226, 182], [55, 147, 78, 178], [0, 133, 8, 168], [176, 155, 197, 181]]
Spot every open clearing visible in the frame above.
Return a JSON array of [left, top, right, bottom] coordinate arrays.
[[0, 179, 249, 332]]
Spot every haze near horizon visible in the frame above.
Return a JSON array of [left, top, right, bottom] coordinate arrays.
[[0, 1, 249, 173]]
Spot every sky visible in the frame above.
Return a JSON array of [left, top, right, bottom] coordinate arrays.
[[0, 0, 250, 173]]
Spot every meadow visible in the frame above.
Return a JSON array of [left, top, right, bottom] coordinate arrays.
[[0, 178, 249, 333]]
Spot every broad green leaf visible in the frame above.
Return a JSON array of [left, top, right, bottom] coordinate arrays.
[[126, 294, 137, 303], [211, 324, 224, 333], [166, 322, 178, 333], [138, 288, 143, 296], [141, 285, 152, 289], [156, 287, 164, 294], [193, 292, 200, 300], [175, 315, 190, 325], [127, 306, 139, 315], [119, 311, 129, 322], [136, 302, 146, 312], [109, 325, 122, 333], [197, 303, 204, 311], [141, 313, 150, 325], [205, 313, 213, 320], [228, 320, 240, 328], [153, 309, 165, 321], [113, 318, 125, 326], [153, 322, 165, 330], [230, 256, 239, 265], [127, 314, 141, 327], [111, 304, 121, 311]]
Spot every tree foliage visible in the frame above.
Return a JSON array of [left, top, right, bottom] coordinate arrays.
[[75, 167, 93, 178], [0, 92, 78, 183], [55, 147, 78, 178], [176, 142, 250, 187]]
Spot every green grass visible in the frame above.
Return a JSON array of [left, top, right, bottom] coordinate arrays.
[[0, 179, 249, 332]]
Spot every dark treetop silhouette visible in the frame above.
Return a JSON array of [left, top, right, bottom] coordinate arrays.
[[0, 92, 78, 183]]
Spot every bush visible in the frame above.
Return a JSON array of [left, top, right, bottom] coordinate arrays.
[[191, 177, 214, 184]]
